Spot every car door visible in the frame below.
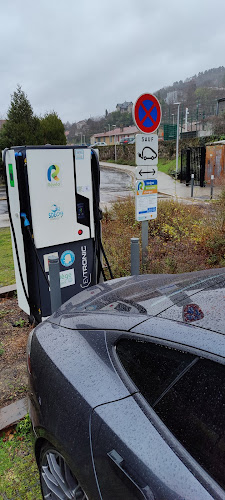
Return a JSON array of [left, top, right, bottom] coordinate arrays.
[[90, 332, 224, 499]]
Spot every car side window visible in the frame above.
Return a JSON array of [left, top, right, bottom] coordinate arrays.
[[116, 338, 225, 491], [154, 358, 225, 491], [116, 339, 196, 406]]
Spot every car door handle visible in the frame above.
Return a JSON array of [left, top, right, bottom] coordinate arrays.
[[107, 449, 155, 500]]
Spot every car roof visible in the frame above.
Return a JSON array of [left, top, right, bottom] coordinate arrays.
[[49, 268, 225, 337]]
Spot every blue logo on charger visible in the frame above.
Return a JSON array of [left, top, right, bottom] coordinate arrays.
[[61, 250, 75, 267]]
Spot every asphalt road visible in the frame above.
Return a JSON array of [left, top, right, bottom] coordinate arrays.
[[100, 166, 133, 205]]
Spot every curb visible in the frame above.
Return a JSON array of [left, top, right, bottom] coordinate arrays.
[[0, 284, 17, 298], [0, 397, 28, 432]]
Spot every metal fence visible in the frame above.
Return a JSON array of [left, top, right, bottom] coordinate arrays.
[[180, 146, 206, 187]]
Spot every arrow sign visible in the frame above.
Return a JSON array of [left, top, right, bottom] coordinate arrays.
[[135, 166, 158, 180], [139, 168, 156, 176]]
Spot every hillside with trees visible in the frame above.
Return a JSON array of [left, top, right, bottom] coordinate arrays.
[[155, 66, 225, 129], [65, 67, 225, 142]]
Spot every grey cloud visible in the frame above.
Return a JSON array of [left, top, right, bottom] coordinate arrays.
[[0, 0, 225, 122]]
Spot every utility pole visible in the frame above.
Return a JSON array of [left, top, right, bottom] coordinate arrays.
[[181, 105, 184, 134], [174, 103, 180, 195], [185, 107, 189, 132], [196, 103, 200, 132]]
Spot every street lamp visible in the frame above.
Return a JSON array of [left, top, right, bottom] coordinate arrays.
[[174, 103, 180, 194], [112, 125, 117, 162], [172, 113, 174, 126]]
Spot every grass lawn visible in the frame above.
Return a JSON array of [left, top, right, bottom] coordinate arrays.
[[104, 157, 180, 174], [158, 157, 181, 175], [0, 228, 15, 287], [0, 416, 42, 499]]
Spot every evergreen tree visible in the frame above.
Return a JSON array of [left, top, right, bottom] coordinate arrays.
[[0, 85, 41, 149], [39, 112, 66, 145]]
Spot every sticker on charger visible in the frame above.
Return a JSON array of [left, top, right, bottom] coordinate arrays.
[[61, 250, 75, 267], [60, 269, 75, 288], [75, 149, 84, 160], [77, 185, 90, 193]]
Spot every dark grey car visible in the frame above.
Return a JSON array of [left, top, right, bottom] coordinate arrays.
[[27, 268, 225, 499]]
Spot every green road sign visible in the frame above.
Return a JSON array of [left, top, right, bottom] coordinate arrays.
[[164, 124, 177, 141]]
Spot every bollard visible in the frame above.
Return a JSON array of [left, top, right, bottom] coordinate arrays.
[[142, 220, 148, 267], [210, 175, 214, 200], [191, 173, 194, 198], [48, 256, 62, 313], [131, 238, 140, 276]]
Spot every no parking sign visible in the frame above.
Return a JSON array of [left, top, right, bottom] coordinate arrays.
[[133, 93, 161, 134]]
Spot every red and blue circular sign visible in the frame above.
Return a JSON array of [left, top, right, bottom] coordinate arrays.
[[133, 93, 161, 134]]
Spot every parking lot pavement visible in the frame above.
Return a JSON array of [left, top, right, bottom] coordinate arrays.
[[100, 162, 222, 201], [157, 170, 222, 201]]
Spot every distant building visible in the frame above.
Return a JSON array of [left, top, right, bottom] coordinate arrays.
[[91, 125, 138, 145], [116, 101, 133, 113]]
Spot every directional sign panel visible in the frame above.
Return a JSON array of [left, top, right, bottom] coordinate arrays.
[[135, 179, 157, 221], [136, 134, 158, 166], [133, 94, 161, 134], [136, 166, 158, 180]]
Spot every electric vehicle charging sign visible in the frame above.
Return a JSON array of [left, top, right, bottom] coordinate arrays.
[[133, 93, 161, 134], [135, 179, 157, 221], [135, 134, 158, 166]]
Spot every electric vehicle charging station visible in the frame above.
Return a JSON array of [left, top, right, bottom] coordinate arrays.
[[3, 145, 103, 321]]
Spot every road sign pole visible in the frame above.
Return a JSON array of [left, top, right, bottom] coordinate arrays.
[[142, 220, 148, 267], [134, 93, 161, 258]]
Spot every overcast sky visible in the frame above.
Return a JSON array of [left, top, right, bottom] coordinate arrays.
[[1, 0, 225, 123]]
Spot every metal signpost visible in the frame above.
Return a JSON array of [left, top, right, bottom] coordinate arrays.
[[133, 93, 161, 266]]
